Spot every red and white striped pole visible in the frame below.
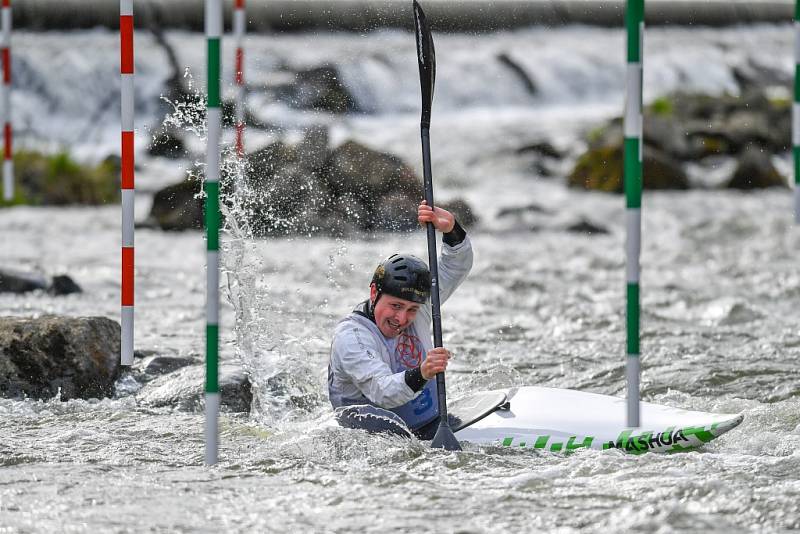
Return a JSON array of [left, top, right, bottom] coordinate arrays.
[[1, 0, 12, 202], [120, 0, 134, 366], [233, 0, 245, 158]]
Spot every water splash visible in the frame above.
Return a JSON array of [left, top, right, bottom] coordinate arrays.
[[161, 72, 329, 426]]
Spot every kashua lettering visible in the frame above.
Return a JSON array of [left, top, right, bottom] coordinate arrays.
[[603, 429, 690, 452]]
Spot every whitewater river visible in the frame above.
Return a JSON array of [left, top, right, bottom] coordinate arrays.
[[2, 23, 800, 532]]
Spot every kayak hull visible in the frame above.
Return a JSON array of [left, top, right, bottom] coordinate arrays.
[[454, 386, 744, 454]]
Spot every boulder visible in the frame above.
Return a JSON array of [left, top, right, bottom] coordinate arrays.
[[142, 355, 197, 376], [148, 130, 186, 159], [726, 145, 787, 189], [496, 203, 551, 219], [136, 362, 252, 413], [0, 270, 82, 295], [0, 316, 120, 400], [146, 178, 204, 231], [567, 143, 689, 193], [276, 65, 360, 113], [439, 198, 479, 228], [146, 130, 476, 237], [565, 219, 610, 235], [0, 269, 48, 293], [49, 275, 82, 296]]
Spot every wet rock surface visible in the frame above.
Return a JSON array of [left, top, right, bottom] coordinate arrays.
[[144, 179, 205, 231], [0, 316, 120, 400], [136, 362, 252, 413], [147, 128, 476, 236], [0, 270, 82, 295], [569, 90, 790, 192], [272, 65, 360, 113], [726, 145, 787, 189]]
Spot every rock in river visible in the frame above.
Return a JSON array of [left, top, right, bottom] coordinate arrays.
[[0, 316, 120, 400], [136, 362, 252, 413]]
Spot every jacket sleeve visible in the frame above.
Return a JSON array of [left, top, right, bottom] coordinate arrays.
[[417, 235, 474, 326], [332, 325, 418, 409]]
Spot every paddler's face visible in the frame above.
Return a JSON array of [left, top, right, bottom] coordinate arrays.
[[370, 284, 421, 338]]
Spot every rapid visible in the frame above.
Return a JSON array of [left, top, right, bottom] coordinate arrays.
[[1, 23, 799, 532]]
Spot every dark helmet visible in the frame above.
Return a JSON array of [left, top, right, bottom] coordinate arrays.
[[371, 254, 431, 304]]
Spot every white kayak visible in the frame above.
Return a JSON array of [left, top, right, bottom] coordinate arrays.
[[451, 386, 744, 454]]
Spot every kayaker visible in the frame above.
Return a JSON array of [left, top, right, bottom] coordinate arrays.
[[328, 200, 473, 439]]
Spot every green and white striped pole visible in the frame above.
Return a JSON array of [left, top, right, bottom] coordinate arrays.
[[624, 0, 643, 428], [205, 0, 222, 466], [794, 1, 800, 222]]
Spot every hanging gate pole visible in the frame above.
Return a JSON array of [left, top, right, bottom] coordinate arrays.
[[234, 0, 245, 159], [624, 0, 644, 428], [1, 0, 12, 202], [120, 0, 135, 366], [205, 0, 222, 466], [794, 1, 800, 222]]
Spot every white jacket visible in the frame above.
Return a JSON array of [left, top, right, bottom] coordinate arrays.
[[328, 237, 473, 409]]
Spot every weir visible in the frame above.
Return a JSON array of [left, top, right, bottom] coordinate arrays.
[[14, 0, 796, 31]]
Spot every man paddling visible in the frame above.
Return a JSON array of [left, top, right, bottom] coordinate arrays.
[[328, 200, 473, 439]]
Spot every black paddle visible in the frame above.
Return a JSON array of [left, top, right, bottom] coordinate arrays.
[[413, 0, 461, 452]]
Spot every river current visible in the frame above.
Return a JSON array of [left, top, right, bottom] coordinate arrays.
[[1, 23, 800, 532]]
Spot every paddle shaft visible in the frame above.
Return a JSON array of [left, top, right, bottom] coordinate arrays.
[[421, 126, 449, 424]]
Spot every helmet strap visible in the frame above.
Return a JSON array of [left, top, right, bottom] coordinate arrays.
[[367, 289, 381, 322]]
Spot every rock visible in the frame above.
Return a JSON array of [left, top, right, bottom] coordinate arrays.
[[146, 133, 476, 237], [496, 203, 551, 218], [133, 349, 159, 359], [516, 141, 563, 160], [137, 362, 252, 413], [0, 270, 81, 295], [565, 219, 609, 235], [143, 355, 197, 376], [297, 124, 331, 171], [49, 275, 82, 296], [146, 178, 204, 231], [0, 269, 48, 293], [148, 130, 186, 159], [373, 192, 419, 232], [280, 65, 360, 113], [323, 140, 422, 201], [726, 145, 787, 189], [322, 141, 424, 232], [439, 198, 479, 228], [567, 143, 690, 193], [0, 316, 120, 400], [643, 114, 691, 160]]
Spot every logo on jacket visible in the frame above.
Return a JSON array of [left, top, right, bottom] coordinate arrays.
[[396, 333, 423, 369]]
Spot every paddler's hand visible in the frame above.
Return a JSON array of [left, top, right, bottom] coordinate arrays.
[[418, 200, 455, 233], [421, 347, 451, 380]]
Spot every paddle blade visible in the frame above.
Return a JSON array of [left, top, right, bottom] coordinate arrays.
[[412, 0, 436, 127], [430, 420, 462, 451]]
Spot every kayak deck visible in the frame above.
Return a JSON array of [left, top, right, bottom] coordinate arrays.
[[454, 387, 744, 454]]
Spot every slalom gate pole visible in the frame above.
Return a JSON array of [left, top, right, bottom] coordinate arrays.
[[794, 1, 800, 223], [624, 0, 643, 428], [120, 0, 135, 366], [233, 0, 245, 159], [1, 0, 12, 202], [205, 0, 222, 466]]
